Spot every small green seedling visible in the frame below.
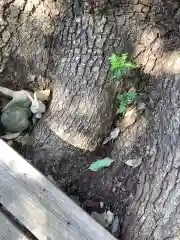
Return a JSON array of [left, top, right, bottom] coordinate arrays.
[[117, 92, 137, 116], [109, 53, 137, 81]]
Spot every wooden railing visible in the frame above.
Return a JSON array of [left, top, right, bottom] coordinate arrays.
[[0, 140, 116, 240]]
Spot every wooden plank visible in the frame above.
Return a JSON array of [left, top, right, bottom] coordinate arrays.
[[0, 211, 28, 240], [0, 140, 116, 240]]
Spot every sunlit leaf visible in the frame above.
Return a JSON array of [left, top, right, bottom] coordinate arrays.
[[35, 89, 51, 101], [88, 158, 115, 171]]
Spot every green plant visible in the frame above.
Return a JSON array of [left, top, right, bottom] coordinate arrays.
[[117, 92, 137, 115], [109, 53, 137, 80]]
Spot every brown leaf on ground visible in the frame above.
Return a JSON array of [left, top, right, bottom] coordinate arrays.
[[117, 107, 138, 132]]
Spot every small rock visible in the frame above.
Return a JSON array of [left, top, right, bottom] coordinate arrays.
[[111, 216, 120, 237], [1, 104, 31, 133]]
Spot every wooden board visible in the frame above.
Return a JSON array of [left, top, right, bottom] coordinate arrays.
[[0, 211, 28, 240], [0, 140, 116, 240]]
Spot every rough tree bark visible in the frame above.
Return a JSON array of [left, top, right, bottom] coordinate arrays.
[[111, 0, 180, 239], [1, 0, 180, 239], [0, 0, 116, 151]]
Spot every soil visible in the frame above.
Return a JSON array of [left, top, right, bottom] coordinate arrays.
[[22, 132, 139, 239]]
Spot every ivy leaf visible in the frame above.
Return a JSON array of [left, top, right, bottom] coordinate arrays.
[[109, 53, 137, 74], [126, 92, 137, 102], [109, 53, 119, 71], [88, 158, 115, 171]]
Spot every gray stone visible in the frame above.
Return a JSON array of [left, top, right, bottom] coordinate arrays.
[[1, 104, 31, 133]]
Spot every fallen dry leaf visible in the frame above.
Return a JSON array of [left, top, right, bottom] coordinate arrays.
[[125, 158, 142, 168], [103, 127, 120, 145], [119, 107, 138, 132], [35, 89, 51, 101]]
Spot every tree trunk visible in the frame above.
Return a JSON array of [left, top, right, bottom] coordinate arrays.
[[112, 75, 180, 240], [111, 1, 180, 239], [2, 0, 180, 239], [0, 0, 120, 152]]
